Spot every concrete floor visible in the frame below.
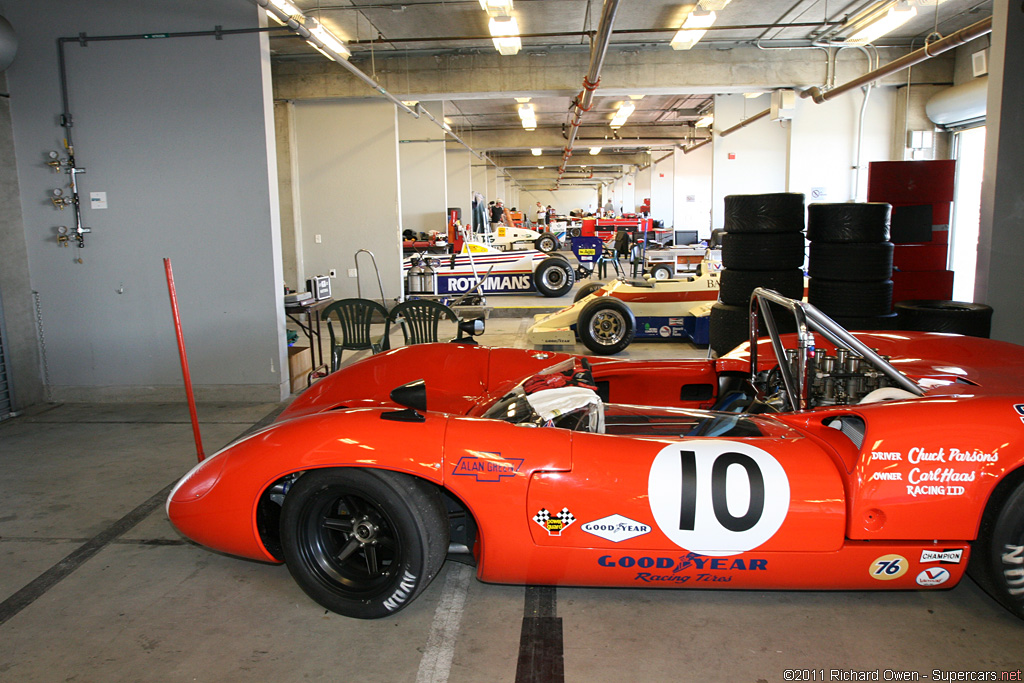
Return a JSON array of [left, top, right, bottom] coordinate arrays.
[[2, 281, 1023, 682]]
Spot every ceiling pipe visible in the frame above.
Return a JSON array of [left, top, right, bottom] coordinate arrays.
[[556, 0, 621, 189], [339, 22, 838, 46], [253, 0, 417, 117], [713, 15, 992, 143], [801, 15, 992, 103], [253, 0, 527, 191]]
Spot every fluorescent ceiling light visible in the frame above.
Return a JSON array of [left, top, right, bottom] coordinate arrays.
[[744, 91, 764, 98], [695, 114, 714, 128], [589, 147, 602, 155], [609, 101, 636, 129], [671, 10, 716, 50], [489, 16, 522, 55], [629, 94, 645, 100], [518, 103, 536, 131], [514, 97, 532, 103], [479, 0, 514, 17], [697, 0, 731, 10], [306, 18, 351, 60], [531, 148, 543, 156], [846, 1, 918, 45], [269, 0, 302, 16]]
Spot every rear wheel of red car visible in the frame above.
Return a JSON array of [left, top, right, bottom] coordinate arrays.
[[578, 297, 635, 355], [280, 468, 448, 619], [970, 476, 1024, 621]]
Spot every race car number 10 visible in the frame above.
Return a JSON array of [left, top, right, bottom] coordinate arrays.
[[648, 441, 791, 555]]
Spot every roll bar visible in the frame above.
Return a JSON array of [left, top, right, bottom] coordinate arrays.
[[748, 288, 925, 412]]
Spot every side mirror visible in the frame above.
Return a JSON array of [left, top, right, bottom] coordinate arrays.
[[382, 379, 427, 422]]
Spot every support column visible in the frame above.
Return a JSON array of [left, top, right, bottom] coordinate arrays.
[[975, 0, 1024, 343], [293, 99, 403, 300], [446, 145, 472, 225], [399, 101, 447, 236]]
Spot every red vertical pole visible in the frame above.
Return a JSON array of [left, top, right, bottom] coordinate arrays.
[[164, 258, 205, 462]]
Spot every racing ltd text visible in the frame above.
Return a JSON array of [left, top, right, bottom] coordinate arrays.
[[783, 671, 1021, 681]]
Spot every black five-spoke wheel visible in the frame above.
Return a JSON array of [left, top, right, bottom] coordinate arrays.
[[280, 468, 448, 619]]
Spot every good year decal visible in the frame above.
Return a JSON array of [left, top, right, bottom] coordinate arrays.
[[647, 441, 791, 556]]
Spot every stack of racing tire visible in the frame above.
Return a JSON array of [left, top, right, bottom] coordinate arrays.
[[710, 193, 807, 356], [806, 203, 896, 330]]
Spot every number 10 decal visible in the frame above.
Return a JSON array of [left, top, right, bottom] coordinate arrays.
[[648, 441, 790, 556]]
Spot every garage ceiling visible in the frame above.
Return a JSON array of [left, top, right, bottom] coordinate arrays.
[[268, 0, 993, 187]]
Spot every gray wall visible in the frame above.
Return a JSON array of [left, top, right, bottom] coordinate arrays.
[[3, 0, 287, 402], [291, 99, 403, 302], [976, 0, 1024, 344]]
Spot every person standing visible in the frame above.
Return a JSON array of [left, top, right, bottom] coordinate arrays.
[[535, 201, 546, 227], [490, 200, 505, 231]]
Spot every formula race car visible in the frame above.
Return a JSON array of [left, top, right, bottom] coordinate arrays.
[[167, 289, 1024, 621], [404, 240, 574, 298], [527, 256, 722, 354], [483, 225, 561, 253]]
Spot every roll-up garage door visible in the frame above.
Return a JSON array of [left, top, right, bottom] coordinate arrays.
[[926, 76, 987, 131]]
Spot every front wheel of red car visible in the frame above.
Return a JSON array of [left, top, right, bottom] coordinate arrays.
[[280, 468, 449, 619], [970, 476, 1024, 621]]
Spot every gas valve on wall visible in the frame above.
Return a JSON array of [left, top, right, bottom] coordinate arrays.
[[45, 147, 90, 249]]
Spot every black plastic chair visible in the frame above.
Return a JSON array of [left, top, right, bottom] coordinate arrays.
[[387, 299, 458, 346], [322, 298, 390, 371]]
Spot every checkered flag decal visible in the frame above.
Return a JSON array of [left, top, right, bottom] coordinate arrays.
[[533, 507, 576, 535]]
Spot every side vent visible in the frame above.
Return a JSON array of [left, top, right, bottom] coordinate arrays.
[[824, 415, 866, 450], [680, 383, 714, 402]]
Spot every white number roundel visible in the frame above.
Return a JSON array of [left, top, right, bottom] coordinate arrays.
[[648, 440, 790, 556]]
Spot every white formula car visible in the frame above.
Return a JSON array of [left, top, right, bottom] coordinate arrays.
[[404, 240, 575, 298], [481, 225, 561, 253], [527, 257, 722, 354]]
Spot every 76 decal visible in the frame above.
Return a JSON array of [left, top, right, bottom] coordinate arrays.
[[647, 441, 790, 556]]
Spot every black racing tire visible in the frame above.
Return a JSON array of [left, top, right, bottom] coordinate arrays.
[[578, 297, 636, 355], [808, 242, 894, 282], [895, 300, 993, 338], [723, 193, 806, 233], [650, 264, 674, 280], [534, 257, 575, 297], [573, 281, 606, 303], [719, 268, 804, 306], [535, 232, 560, 253], [828, 312, 899, 331], [969, 475, 1024, 621], [807, 203, 891, 243], [568, 227, 582, 238], [280, 468, 448, 619], [721, 232, 806, 271], [808, 278, 893, 317], [709, 302, 751, 357]]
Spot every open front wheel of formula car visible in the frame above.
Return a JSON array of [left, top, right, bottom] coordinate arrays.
[[280, 468, 448, 619], [535, 257, 575, 297], [578, 297, 635, 355], [535, 232, 560, 253], [970, 476, 1024, 621]]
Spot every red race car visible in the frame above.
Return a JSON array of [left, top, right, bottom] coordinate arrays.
[[167, 289, 1024, 620]]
